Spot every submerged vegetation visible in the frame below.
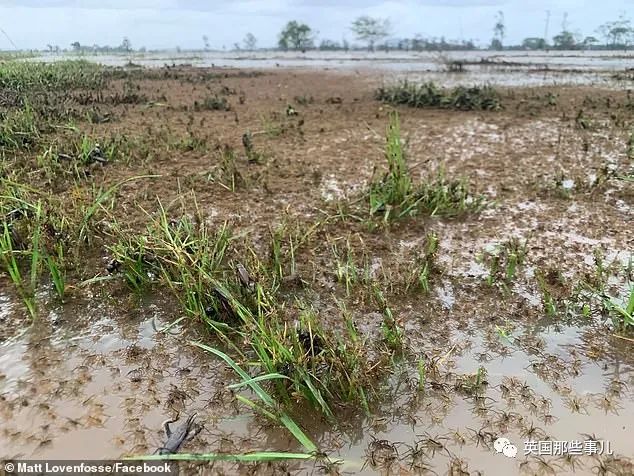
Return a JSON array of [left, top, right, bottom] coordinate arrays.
[[480, 237, 528, 288], [375, 81, 502, 110], [107, 204, 395, 420]]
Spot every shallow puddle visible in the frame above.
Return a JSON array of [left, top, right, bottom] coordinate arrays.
[[1, 284, 632, 475]]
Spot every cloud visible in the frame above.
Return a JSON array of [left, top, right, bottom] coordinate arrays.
[[0, 0, 507, 8], [0, 0, 630, 50]]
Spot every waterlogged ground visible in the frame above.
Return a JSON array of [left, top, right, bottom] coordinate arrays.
[[1, 64, 633, 474], [37, 49, 634, 87]]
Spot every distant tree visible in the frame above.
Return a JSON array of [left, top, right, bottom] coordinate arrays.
[[552, 12, 579, 50], [71, 41, 81, 52], [350, 16, 391, 51], [243, 32, 257, 50], [492, 11, 505, 49], [553, 30, 577, 49], [46, 44, 53, 52], [278, 21, 314, 51], [522, 37, 547, 50], [121, 37, 132, 52], [202, 35, 210, 50], [233, 43, 241, 51], [597, 13, 633, 48]]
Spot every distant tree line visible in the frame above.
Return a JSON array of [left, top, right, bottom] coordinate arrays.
[[273, 13, 634, 53], [48, 12, 634, 53], [493, 11, 633, 50], [62, 37, 139, 53]]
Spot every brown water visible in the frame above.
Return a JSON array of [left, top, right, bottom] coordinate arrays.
[[1, 278, 632, 475]]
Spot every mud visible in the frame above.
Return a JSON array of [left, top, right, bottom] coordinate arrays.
[[1, 63, 633, 474]]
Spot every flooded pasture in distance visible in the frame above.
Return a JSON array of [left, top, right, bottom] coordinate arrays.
[[1, 51, 633, 475], [35, 49, 634, 87]]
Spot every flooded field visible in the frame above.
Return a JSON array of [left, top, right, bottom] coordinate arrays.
[[36, 49, 634, 87], [0, 58, 633, 475]]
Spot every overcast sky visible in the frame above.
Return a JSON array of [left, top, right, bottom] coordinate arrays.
[[0, 1, 632, 50]]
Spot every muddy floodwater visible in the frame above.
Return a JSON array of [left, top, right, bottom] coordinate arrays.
[[1, 54, 633, 475]]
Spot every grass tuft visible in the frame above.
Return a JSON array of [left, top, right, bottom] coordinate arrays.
[[375, 81, 501, 111], [369, 112, 485, 221]]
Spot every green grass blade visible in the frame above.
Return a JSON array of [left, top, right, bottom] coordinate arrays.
[[227, 373, 290, 390], [191, 341, 318, 453], [79, 175, 161, 242], [235, 395, 279, 422], [191, 342, 273, 405], [130, 452, 315, 462], [29, 201, 42, 291]]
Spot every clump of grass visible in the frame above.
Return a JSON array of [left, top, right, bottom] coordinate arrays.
[[242, 131, 265, 163], [409, 232, 439, 293], [331, 238, 361, 296], [375, 81, 501, 111], [370, 284, 403, 352], [170, 133, 207, 152], [249, 306, 377, 418], [45, 246, 66, 301], [207, 146, 244, 191], [109, 204, 231, 319], [417, 357, 426, 393], [454, 367, 488, 396], [0, 200, 46, 318], [0, 221, 36, 317], [259, 113, 288, 138], [50, 134, 120, 172], [0, 60, 104, 93], [108, 204, 392, 420], [219, 146, 242, 191], [0, 103, 40, 150], [194, 95, 230, 111], [369, 112, 484, 221], [267, 218, 313, 283], [536, 271, 559, 317], [405, 173, 485, 217], [480, 238, 528, 288], [369, 112, 411, 215]]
